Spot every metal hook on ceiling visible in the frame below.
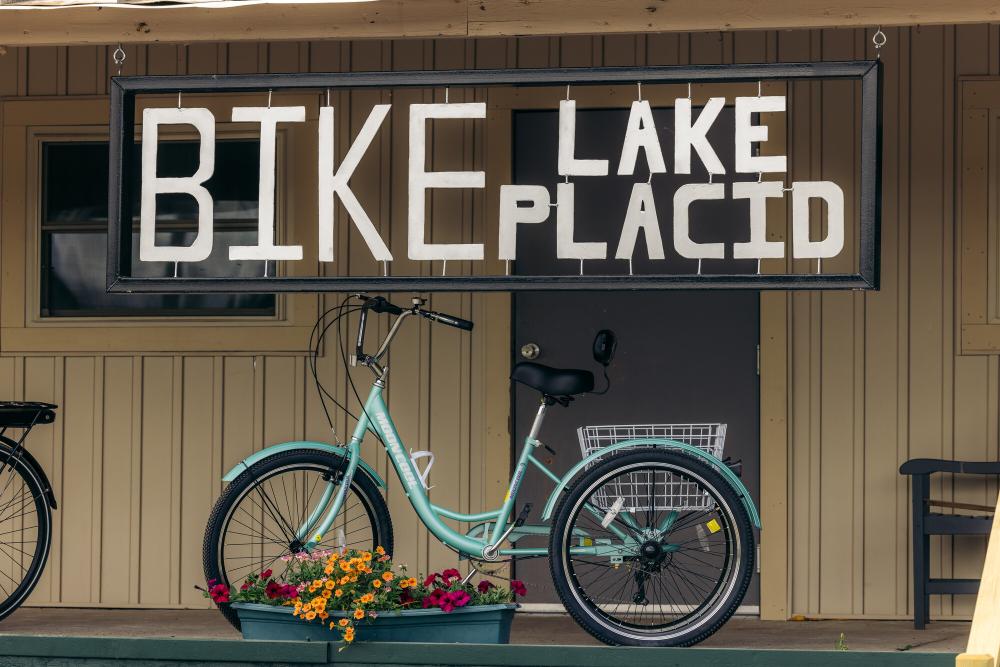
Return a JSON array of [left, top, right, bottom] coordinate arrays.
[[112, 44, 126, 77], [872, 26, 887, 59]]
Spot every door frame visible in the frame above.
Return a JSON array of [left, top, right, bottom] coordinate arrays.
[[486, 83, 791, 620]]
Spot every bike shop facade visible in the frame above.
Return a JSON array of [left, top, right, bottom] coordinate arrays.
[[0, 1, 997, 625]]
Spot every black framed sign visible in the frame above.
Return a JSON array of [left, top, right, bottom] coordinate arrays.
[[107, 61, 881, 293]]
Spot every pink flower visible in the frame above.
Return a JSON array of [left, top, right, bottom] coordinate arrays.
[[448, 590, 470, 608], [510, 580, 527, 597], [477, 580, 494, 594]]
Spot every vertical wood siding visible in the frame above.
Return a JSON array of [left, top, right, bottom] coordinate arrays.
[[0, 27, 997, 618]]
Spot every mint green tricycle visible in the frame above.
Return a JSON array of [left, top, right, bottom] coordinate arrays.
[[203, 295, 760, 647]]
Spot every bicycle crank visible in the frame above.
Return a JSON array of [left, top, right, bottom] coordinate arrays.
[[482, 503, 532, 561]]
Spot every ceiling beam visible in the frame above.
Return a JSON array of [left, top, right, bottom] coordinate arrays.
[[2, 0, 999, 47]]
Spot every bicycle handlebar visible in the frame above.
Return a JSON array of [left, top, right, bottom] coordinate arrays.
[[354, 295, 473, 369]]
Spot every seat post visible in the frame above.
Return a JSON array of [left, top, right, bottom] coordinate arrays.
[[527, 399, 549, 442]]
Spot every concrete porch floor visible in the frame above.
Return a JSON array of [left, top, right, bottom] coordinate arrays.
[[0, 608, 969, 653]]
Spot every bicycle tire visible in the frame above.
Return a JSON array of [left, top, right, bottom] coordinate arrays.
[[202, 448, 393, 630], [0, 440, 53, 622], [549, 447, 754, 647]]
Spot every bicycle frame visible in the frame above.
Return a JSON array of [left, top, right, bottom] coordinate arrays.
[[282, 377, 760, 561]]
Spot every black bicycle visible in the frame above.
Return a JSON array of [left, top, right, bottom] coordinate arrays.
[[0, 402, 58, 620]]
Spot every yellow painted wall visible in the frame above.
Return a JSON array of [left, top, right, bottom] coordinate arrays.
[[0, 26, 997, 620]]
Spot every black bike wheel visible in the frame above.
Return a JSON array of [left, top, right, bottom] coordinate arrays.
[[0, 440, 52, 622], [203, 449, 393, 630], [549, 448, 754, 647]]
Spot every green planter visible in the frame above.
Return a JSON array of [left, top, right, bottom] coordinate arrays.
[[232, 602, 517, 644]]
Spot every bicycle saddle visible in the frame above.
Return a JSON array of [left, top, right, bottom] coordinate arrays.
[[511, 362, 594, 397]]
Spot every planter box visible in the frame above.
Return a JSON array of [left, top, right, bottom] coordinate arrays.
[[232, 602, 517, 644]]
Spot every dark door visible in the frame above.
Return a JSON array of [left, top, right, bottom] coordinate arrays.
[[510, 107, 760, 608]]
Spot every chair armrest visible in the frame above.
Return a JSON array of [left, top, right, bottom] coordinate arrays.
[[900, 458, 1000, 476]]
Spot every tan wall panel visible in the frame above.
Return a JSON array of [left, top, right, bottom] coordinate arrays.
[[1, 27, 998, 620]]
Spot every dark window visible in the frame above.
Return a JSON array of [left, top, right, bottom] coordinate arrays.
[[40, 140, 276, 317]]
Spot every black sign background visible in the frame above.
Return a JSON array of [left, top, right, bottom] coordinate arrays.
[[107, 61, 881, 293]]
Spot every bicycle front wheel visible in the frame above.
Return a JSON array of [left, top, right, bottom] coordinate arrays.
[[549, 447, 754, 647], [203, 449, 393, 630], [0, 439, 53, 621]]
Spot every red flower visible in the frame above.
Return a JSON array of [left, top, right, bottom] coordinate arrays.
[[510, 580, 527, 597], [423, 573, 439, 587], [264, 581, 281, 599], [208, 583, 230, 604], [399, 589, 414, 606], [477, 580, 495, 594], [441, 568, 461, 583], [260, 569, 273, 580], [240, 582, 249, 591]]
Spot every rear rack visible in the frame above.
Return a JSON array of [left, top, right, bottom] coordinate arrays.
[[0, 402, 57, 429]]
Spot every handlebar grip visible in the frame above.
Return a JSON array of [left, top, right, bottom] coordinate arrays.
[[423, 310, 474, 331], [423, 310, 473, 331]]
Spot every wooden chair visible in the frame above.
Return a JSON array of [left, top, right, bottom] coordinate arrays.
[[900, 458, 1000, 629]]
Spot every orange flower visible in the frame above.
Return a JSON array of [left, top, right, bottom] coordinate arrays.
[[407, 578, 418, 587], [305, 611, 317, 621], [322, 590, 332, 599], [324, 565, 334, 575], [399, 580, 409, 589], [334, 589, 343, 598], [353, 608, 365, 620], [318, 611, 329, 620], [372, 580, 382, 589], [325, 580, 336, 590], [382, 572, 394, 582], [375, 546, 385, 555], [339, 576, 350, 586], [343, 627, 355, 642], [338, 618, 349, 627], [362, 552, 372, 562], [360, 593, 374, 603]]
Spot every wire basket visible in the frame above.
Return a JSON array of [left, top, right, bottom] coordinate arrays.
[[576, 424, 727, 512]]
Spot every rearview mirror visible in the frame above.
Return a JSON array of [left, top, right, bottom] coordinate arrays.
[[592, 329, 617, 367]]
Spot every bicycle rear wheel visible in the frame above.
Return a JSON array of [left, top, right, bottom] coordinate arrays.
[[203, 449, 393, 630], [0, 439, 52, 621], [549, 447, 754, 647]]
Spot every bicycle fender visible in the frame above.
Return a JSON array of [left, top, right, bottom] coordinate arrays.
[[222, 441, 386, 488], [0, 436, 57, 509], [540, 438, 761, 529]]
